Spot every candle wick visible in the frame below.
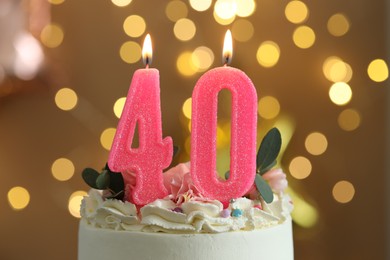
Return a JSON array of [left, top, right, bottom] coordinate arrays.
[[143, 56, 152, 68], [223, 55, 231, 66]]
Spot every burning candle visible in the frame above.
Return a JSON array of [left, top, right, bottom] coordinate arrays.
[[108, 34, 173, 206], [190, 30, 258, 205]]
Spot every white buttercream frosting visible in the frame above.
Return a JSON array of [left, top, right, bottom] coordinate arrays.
[[80, 189, 293, 234]]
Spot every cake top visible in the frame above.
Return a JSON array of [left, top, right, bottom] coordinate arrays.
[[80, 127, 293, 233]]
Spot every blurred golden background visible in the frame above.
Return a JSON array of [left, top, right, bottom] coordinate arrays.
[[0, 0, 388, 259]]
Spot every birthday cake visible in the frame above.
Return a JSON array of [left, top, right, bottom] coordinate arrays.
[[78, 32, 293, 260]]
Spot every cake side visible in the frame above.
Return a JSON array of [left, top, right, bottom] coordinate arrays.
[[78, 217, 293, 260]]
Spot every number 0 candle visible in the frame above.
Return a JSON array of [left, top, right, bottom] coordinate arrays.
[[191, 30, 258, 205], [108, 34, 173, 206]]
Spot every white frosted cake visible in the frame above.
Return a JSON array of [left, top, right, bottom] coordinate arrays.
[[78, 160, 294, 260]]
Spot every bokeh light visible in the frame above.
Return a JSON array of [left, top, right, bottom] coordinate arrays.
[[174, 18, 196, 41], [214, 0, 237, 20], [40, 23, 64, 48], [289, 156, 312, 180], [55, 88, 78, 111], [177, 51, 197, 76], [119, 41, 141, 64], [192, 46, 214, 72], [68, 190, 87, 218], [182, 98, 192, 119], [256, 41, 280, 68], [235, 0, 256, 17], [367, 59, 389, 82], [323, 57, 353, 83], [189, 0, 212, 11], [327, 13, 350, 37], [329, 82, 352, 106], [323, 56, 341, 80], [213, 10, 236, 25], [123, 15, 146, 38], [8, 186, 30, 210], [113, 97, 126, 118], [100, 128, 116, 150], [338, 108, 361, 131], [13, 32, 44, 80], [293, 25, 315, 49], [232, 19, 254, 42], [111, 0, 132, 7], [305, 132, 328, 156], [332, 180, 355, 203], [258, 96, 280, 119], [285, 1, 309, 24], [166, 0, 188, 22], [51, 158, 75, 181]]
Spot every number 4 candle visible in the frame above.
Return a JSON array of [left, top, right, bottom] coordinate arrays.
[[108, 34, 173, 206], [191, 30, 258, 205]]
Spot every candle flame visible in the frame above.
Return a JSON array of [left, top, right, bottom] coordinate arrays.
[[142, 34, 153, 67], [222, 30, 233, 65]]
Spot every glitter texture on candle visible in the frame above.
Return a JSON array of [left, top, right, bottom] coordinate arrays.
[[108, 68, 173, 206], [191, 67, 258, 205]]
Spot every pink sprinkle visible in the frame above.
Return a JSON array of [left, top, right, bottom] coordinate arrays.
[[220, 209, 231, 218]]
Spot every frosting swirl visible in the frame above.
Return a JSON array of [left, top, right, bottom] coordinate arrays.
[[80, 164, 293, 234], [81, 189, 293, 234]]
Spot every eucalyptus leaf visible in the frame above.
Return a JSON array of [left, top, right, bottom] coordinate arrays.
[[255, 174, 274, 203], [82, 164, 125, 199], [82, 168, 100, 189], [96, 170, 110, 189], [259, 160, 277, 175], [256, 128, 281, 174], [107, 168, 125, 200], [224, 170, 230, 180]]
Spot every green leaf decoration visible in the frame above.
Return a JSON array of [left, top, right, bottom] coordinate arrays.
[[82, 168, 100, 189], [255, 174, 274, 203], [105, 164, 125, 200], [96, 170, 110, 189], [224, 170, 230, 180], [82, 164, 125, 200], [256, 127, 282, 175], [259, 160, 277, 175]]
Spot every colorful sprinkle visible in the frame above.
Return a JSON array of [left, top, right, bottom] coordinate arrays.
[[172, 207, 183, 213], [232, 209, 243, 217], [220, 209, 231, 218]]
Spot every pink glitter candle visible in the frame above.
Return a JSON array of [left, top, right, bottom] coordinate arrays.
[[108, 35, 173, 206], [190, 31, 257, 205]]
